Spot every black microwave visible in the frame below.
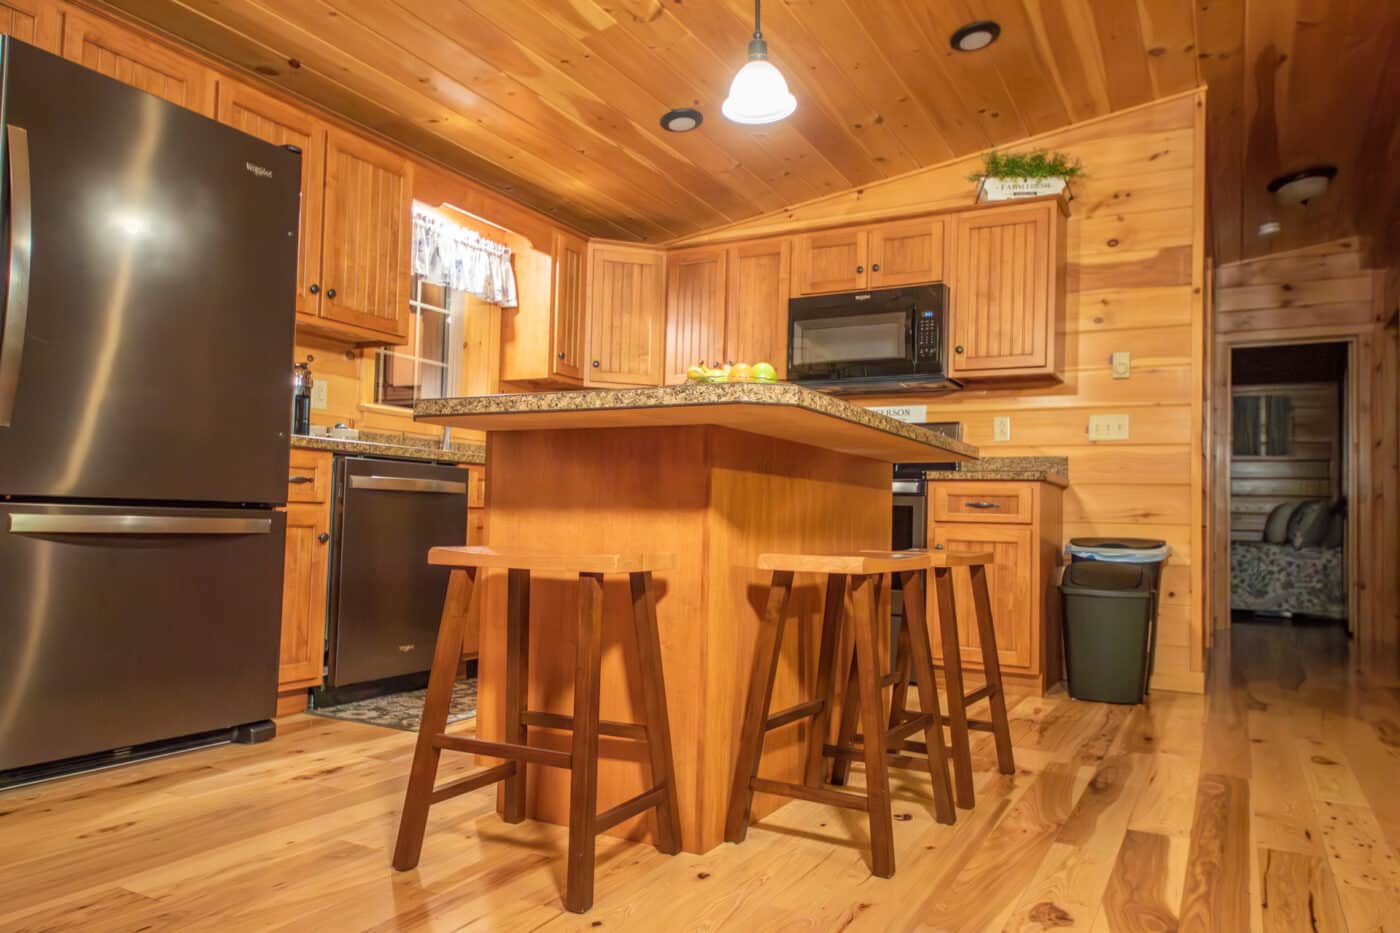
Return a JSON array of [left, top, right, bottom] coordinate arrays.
[[787, 284, 955, 393]]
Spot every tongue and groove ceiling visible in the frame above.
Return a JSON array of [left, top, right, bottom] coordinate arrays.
[[95, 0, 1398, 263]]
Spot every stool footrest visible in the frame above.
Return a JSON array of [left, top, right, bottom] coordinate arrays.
[[429, 763, 517, 804], [765, 699, 824, 732], [963, 684, 994, 706], [750, 777, 868, 812], [884, 713, 934, 746], [434, 734, 572, 770], [936, 716, 998, 734], [594, 786, 667, 834], [823, 744, 939, 774], [520, 710, 649, 741]]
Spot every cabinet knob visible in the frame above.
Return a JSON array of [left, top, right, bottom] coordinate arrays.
[[308, 283, 320, 295], [933, 543, 945, 551], [326, 288, 337, 299], [592, 360, 600, 368], [317, 532, 330, 544], [872, 263, 880, 272], [558, 351, 566, 359], [954, 345, 965, 354], [856, 265, 864, 274]]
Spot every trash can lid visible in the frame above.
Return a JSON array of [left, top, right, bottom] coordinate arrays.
[[1060, 561, 1153, 597], [1068, 537, 1167, 550]]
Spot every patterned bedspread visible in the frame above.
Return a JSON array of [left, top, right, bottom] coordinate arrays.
[[1230, 541, 1346, 619]]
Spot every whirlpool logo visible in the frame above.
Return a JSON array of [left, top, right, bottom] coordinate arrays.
[[244, 162, 274, 179]]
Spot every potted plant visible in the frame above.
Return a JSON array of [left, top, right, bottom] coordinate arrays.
[[970, 149, 1082, 203]]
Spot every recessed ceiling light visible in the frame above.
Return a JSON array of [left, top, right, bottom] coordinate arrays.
[[951, 20, 1001, 52], [1267, 165, 1337, 206], [660, 108, 704, 133]]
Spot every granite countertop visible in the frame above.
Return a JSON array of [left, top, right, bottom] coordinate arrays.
[[291, 433, 485, 465], [414, 382, 980, 463], [924, 456, 1069, 487]]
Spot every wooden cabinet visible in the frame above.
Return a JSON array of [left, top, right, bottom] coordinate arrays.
[[0, 0, 60, 51], [218, 81, 327, 319], [927, 479, 1063, 694], [277, 449, 333, 714], [949, 199, 1066, 381], [793, 218, 945, 295], [550, 231, 588, 381], [794, 228, 867, 295], [725, 237, 791, 378], [499, 228, 588, 387], [664, 246, 727, 384], [61, 6, 216, 115], [586, 242, 666, 386]]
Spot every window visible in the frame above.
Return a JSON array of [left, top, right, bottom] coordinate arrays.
[[375, 275, 463, 407], [1232, 394, 1295, 457]]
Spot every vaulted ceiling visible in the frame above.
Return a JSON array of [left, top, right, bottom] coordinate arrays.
[[97, 0, 1398, 262]]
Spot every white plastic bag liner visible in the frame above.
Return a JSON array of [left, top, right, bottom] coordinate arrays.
[[1066, 542, 1172, 563]]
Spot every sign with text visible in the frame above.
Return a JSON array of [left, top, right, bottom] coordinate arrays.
[[865, 404, 928, 424]]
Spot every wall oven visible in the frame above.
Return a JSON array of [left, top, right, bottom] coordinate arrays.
[[788, 284, 955, 393], [890, 422, 963, 637]]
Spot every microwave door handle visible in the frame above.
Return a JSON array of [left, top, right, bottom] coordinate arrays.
[[0, 124, 33, 427]]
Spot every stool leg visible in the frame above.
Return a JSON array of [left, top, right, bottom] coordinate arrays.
[[887, 628, 912, 733], [934, 566, 975, 810], [724, 570, 794, 843], [629, 571, 683, 855], [502, 568, 530, 824], [394, 567, 479, 871], [565, 572, 605, 914], [851, 574, 894, 878], [970, 564, 1016, 776], [829, 578, 861, 787], [802, 573, 847, 787], [899, 570, 956, 826]]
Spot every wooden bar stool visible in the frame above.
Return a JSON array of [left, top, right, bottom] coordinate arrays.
[[724, 551, 955, 880], [835, 550, 1015, 810], [392, 546, 683, 914]]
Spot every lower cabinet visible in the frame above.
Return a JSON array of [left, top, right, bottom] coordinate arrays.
[[277, 449, 333, 715], [927, 480, 1063, 694]]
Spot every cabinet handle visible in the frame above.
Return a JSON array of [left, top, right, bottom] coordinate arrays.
[[592, 360, 600, 368], [326, 288, 337, 299], [856, 265, 864, 274], [308, 283, 319, 295], [288, 475, 313, 485], [965, 501, 1001, 510], [318, 532, 330, 544], [954, 345, 965, 354], [872, 263, 880, 272]]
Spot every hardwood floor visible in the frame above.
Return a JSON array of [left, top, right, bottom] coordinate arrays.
[[2, 622, 1397, 931]]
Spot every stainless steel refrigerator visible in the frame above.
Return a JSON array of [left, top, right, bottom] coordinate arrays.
[[0, 39, 301, 777]]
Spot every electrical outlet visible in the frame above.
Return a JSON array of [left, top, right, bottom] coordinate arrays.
[[1111, 351, 1131, 379], [993, 416, 1011, 442], [310, 381, 329, 411], [1088, 414, 1129, 441]]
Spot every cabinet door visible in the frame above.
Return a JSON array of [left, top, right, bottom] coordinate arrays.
[[725, 238, 790, 378], [930, 524, 1035, 672], [950, 204, 1052, 377], [321, 129, 412, 341], [664, 246, 727, 384], [0, 0, 60, 51], [793, 228, 867, 295], [551, 231, 588, 380], [61, 7, 216, 115], [869, 217, 944, 288], [586, 244, 665, 386], [218, 81, 326, 319], [279, 503, 330, 689]]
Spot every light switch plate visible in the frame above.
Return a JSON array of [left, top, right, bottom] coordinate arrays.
[[1111, 351, 1132, 379], [311, 381, 329, 411], [1088, 414, 1129, 441], [993, 416, 1011, 442]]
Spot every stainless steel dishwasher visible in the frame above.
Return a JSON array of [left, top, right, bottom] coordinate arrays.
[[324, 457, 468, 693]]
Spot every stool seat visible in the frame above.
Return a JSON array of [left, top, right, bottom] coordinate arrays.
[[429, 545, 676, 574], [858, 548, 995, 568], [756, 551, 935, 575]]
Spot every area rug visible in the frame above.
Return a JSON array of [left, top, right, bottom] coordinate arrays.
[[310, 679, 477, 732]]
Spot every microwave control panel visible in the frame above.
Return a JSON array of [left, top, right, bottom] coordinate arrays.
[[915, 309, 941, 360]]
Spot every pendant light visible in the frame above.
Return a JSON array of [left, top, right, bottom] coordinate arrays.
[[721, 0, 796, 125]]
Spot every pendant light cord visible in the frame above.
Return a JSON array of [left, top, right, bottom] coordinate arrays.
[[753, 0, 762, 40]]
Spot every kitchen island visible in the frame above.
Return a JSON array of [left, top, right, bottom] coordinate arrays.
[[416, 383, 977, 853]]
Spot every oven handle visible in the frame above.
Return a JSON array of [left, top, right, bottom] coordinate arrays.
[[349, 475, 467, 495], [9, 514, 272, 535]]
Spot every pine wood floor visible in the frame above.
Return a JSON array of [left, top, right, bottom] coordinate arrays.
[[1, 622, 1398, 931]]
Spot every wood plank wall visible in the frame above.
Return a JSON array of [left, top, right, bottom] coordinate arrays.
[[679, 91, 1209, 693], [1229, 383, 1340, 542]]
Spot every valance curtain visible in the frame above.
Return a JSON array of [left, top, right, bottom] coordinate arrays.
[[411, 205, 518, 308]]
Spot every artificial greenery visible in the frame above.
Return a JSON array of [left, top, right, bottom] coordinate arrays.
[[969, 149, 1083, 182]]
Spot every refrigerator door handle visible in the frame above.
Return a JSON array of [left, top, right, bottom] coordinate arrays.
[[0, 124, 33, 428], [8, 514, 273, 535], [349, 475, 468, 495]]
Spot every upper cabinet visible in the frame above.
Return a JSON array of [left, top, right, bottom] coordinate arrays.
[[61, 7, 216, 116], [587, 243, 665, 387], [793, 218, 946, 296], [664, 246, 726, 384], [217, 81, 327, 320], [551, 231, 588, 382], [0, 0, 59, 51], [498, 229, 588, 387], [725, 238, 790, 378], [948, 199, 1066, 381]]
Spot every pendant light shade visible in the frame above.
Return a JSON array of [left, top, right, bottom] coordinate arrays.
[[722, 0, 796, 125]]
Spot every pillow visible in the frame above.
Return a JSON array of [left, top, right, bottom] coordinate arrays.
[[1322, 510, 1345, 549], [1263, 501, 1300, 544], [1287, 499, 1331, 549]]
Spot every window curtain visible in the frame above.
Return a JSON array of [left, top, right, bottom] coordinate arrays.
[[411, 205, 518, 308]]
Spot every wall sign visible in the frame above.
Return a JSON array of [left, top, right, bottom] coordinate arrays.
[[865, 404, 928, 424]]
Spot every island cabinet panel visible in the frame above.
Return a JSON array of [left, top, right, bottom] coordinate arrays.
[[663, 246, 727, 384], [725, 238, 791, 377], [948, 199, 1066, 381], [868, 217, 945, 288], [793, 228, 867, 295], [217, 81, 327, 319], [550, 231, 588, 382], [586, 243, 666, 386], [0, 0, 59, 51], [319, 129, 413, 343], [61, 6, 216, 115]]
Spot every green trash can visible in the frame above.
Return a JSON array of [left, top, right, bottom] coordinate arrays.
[[1059, 561, 1155, 704]]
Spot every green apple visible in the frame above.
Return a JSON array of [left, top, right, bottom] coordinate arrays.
[[752, 362, 778, 383]]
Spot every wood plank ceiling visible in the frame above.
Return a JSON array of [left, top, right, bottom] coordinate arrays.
[[95, 0, 1398, 262]]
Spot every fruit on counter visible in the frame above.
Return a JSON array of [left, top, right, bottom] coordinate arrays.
[[686, 364, 708, 382], [683, 361, 780, 384], [751, 362, 778, 383], [729, 363, 753, 383]]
